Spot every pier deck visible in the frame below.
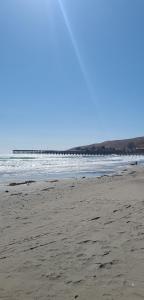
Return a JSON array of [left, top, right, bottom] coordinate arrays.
[[13, 149, 144, 155]]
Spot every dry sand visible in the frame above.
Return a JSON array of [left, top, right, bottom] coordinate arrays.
[[0, 166, 144, 300]]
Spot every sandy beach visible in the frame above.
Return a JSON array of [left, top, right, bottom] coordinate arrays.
[[0, 166, 144, 300]]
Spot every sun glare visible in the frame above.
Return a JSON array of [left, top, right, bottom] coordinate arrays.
[[57, 0, 96, 103]]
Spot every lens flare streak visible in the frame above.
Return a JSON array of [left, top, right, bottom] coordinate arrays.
[[57, 0, 95, 101]]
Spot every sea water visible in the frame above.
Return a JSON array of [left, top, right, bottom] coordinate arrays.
[[0, 154, 144, 183]]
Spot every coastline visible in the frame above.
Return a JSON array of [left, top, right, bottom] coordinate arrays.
[[0, 153, 143, 184], [0, 165, 144, 299]]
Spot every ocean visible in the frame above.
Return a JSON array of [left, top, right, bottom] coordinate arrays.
[[0, 154, 144, 183]]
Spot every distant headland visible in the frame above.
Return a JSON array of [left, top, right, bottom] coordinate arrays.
[[13, 136, 144, 155]]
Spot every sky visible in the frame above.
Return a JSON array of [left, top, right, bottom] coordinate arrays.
[[0, 0, 144, 153]]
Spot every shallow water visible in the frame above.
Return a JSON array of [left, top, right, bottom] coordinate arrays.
[[0, 154, 144, 183]]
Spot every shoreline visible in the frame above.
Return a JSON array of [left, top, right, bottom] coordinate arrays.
[[0, 154, 143, 186], [0, 161, 139, 188], [0, 165, 144, 299]]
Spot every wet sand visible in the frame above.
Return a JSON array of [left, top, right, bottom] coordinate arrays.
[[0, 166, 144, 299]]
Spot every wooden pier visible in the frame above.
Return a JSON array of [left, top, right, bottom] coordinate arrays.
[[13, 149, 144, 156]]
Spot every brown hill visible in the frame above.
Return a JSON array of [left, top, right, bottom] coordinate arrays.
[[69, 136, 144, 153]]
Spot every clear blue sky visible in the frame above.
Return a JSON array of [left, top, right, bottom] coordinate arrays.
[[0, 0, 144, 153]]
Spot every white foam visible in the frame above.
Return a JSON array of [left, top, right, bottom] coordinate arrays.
[[0, 154, 144, 182]]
